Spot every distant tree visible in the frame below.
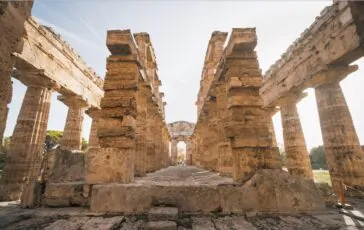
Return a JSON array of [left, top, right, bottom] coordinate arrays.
[[81, 137, 88, 151], [309, 145, 328, 169], [44, 130, 63, 152], [0, 136, 11, 171]]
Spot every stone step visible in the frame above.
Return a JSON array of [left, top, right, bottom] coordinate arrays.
[[146, 221, 177, 230], [148, 207, 178, 221]]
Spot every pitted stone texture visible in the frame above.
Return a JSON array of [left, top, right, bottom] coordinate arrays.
[[60, 106, 85, 151], [148, 207, 178, 221], [0, 86, 51, 202], [85, 147, 134, 184], [45, 148, 84, 183], [191, 217, 215, 230], [146, 221, 177, 230], [213, 216, 257, 230], [44, 217, 90, 230], [80, 216, 124, 230], [43, 182, 88, 207], [89, 166, 325, 214], [315, 82, 364, 196], [280, 102, 313, 180]]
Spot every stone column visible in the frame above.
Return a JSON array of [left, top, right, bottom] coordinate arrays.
[[59, 96, 88, 151], [85, 30, 139, 185], [0, 1, 34, 144], [186, 139, 192, 165], [135, 85, 148, 176], [315, 80, 364, 194], [0, 85, 51, 202], [215, 84, 233, 177], [0, 75, 12, 144], [280, 95, 313, 180], [171, 139, 178, 165], [86, 108, 100, 148]]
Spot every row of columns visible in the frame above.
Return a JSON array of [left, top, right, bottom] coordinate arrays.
[[277, 68, 364, 195], [0, 75, 98, 202]]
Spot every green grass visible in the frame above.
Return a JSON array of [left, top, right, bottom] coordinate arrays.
[[313, 170, 331, 186]]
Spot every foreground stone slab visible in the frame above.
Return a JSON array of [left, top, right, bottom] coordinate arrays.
[[89, 167, 325, 214], [146, 220, 177, 230], [213, 216, 257, 230], [43, 182, 88, 207], [148, 207, 178, 221]]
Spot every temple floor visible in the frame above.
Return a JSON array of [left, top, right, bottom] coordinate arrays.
[[1, 199, 364, 229], [1, 166, 364, 229], [134, 166, 234, 186]]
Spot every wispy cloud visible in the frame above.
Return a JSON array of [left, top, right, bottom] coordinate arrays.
[[35, 17, 102, 48], [78, 16, 104, 43]]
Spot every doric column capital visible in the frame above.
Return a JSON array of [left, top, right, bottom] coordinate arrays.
[[86, 107, 101, 119], [277, 92, 308, 107], [311, 64, 357, 88], [57, 95, 89, 109]]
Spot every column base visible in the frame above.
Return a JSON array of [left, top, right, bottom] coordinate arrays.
[[0, 183, 23, 201], [20, 180, 42, 208]]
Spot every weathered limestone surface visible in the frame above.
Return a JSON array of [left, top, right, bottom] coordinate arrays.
[[315, 79, 364, 195], [45, 149, 84, 183], [14, 17, 103, 108], [219, 29, 281, 183], [0, 1, 33, 142], [0, 84, 51, 202], [86, 108, 100, 148], [280, 94, 313, 180], [85, 30, 139, 184], [90, 166, 325, 213], [261, 1, 364, 106], [59, 95, 89, 151]]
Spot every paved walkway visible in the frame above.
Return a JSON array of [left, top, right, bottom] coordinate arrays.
[[135, 166, 235, 186]]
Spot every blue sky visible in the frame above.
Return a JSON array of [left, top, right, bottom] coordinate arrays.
[[6, 0, 364, 150]]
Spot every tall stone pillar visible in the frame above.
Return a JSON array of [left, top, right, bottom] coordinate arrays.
[[59, 96, 88, 151], [223, 29, 281, 183], [0, 85, 51, 202], [280, 95, 313, 179], [86, 108, 100, 148], [171, 139, 178, 165], [0, 76, 12, 144], [186, 139, 192, 165], [1, 1, 34, 143], [85, 30, 139, 184], [135, 85, 148, 176], [216, 84, 233, 177], [315, 79, 364, 194]]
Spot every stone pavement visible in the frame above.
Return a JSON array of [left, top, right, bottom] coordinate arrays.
[[1, 202, 364, 229], [0, 166, 363, 229]]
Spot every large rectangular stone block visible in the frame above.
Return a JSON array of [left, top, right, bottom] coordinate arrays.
[[43, 182, 88, 207], [85, 147, 134, 184]]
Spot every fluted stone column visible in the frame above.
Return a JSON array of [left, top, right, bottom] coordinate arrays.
[[315, 80, 364, 195], [0, 75, 12, 144], [59, 96, 88, 151], [171, 139, 178, 165], [0, 1, 34, 144], [186, 139, 192, 165], [135, 85, 148, 176], [0, 85, 51, 202], [280, 97, 313, 180], [87, 108, 100, 148]]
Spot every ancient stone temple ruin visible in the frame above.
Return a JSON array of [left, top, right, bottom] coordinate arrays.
[[1, 0, 364, 229]]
